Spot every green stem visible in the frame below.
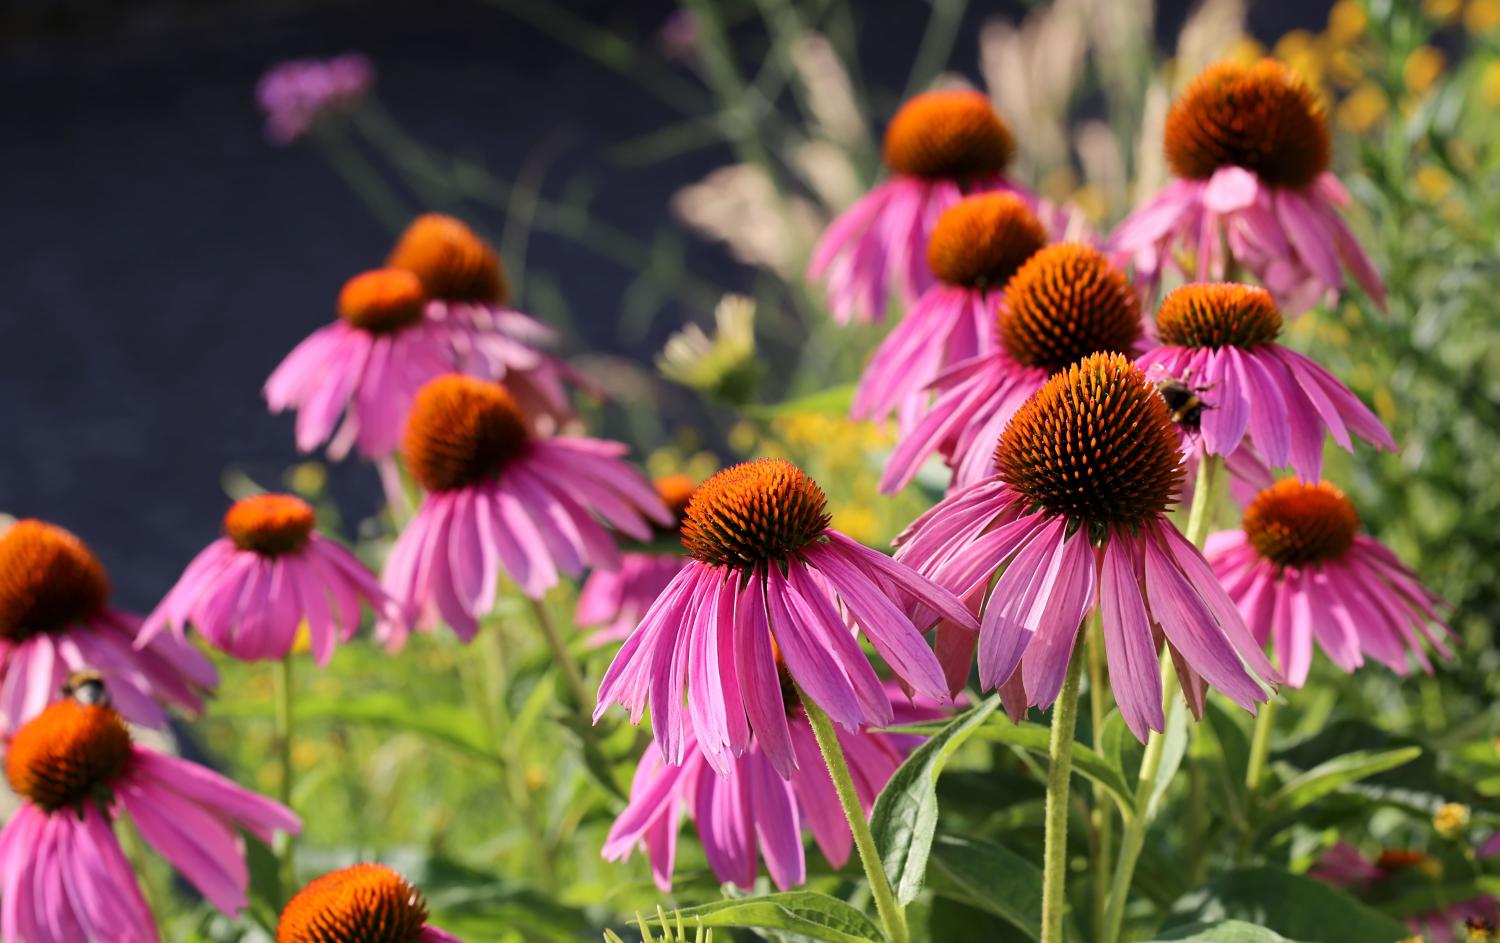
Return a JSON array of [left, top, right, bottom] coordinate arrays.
[[1041, 631, 1088, 943], [798, 689, 909, 943], [1087, 618, 1114, 935], [273, 655, 297, 887], [1245, 697, 1277, 792], [1183, 454, 1221, 548], [527, 597, 591, 712], [1100, 655, 1179, 943]]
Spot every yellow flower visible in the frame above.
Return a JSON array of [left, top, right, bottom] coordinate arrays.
[[1275, 31, 1328, 89], [1402, 45, 1446, 95], [288, 461, 327, 497], [1328, 48, 1366, 89], [1466, 0, 1500, 33], [1328, 0, 1368, 44], [1224, 37, 1268, 65], [291, 620, 312, 655], [1433, 801, 1471, 838], [1415, 164, 1453, 201], [1337, 82, 1389, 133], [1482, 61, 1500, 106], [1424, 0, 1463, 22]]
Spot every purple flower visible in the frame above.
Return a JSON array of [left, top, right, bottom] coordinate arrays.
[[1109, 60, 1384, 315], [851, 192, 1048, 432], [0, 698, 299, 941], [381, 376, 670, 645], [256, 53, 373, 145], [141, 494, 389, 666], [604, 683, 947, 891], [1136, 283, 1394, 481], [895, 354, 1277, 742], [1207, 479, 1451, 686], [880, 243, 1144, 494], [0, 520, 216, 733], [809, 90, 1047, 324], [595, 459, 977, 776]]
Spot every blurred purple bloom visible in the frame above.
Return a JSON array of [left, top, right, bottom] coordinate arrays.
[[256, 53, 374, 145]]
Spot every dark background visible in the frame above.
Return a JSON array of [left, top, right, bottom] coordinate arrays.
[[0, 0, 1331, 608]]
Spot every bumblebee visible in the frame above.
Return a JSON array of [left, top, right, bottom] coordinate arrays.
[[1155, 377, 1212, 431], [61, 669, 110, 706]]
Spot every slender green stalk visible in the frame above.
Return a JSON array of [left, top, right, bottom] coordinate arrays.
[[273, 655, 297, 886], [1041, 632, 1088, 943], [1087, 618, 1114, 934], [527, 597, 592, 713], [1245, 697, 1277, 791], [798, 688, 909, 943], [1100, 656, 1177, 943], [310, 128, 411, 233], [1183, 454, 1221, 548]]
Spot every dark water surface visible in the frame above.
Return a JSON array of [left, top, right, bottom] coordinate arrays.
[[0, 0, 1327, 609]]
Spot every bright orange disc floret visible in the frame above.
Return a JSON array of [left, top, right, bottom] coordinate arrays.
[[1164, 59, 1330, 189], [883, 90, 1015, 181], [680, 459, 831, 568], [995, 352, 1183, 529], [1155, 282, 1282, 350], [388, 213, 508, 305], [277, 863, 431, 943], [337, 268, 427, 334], [1242, 479, 1360, 567], [224, 494, 318, 556], [926, 193, 1047, 289], [0, 520, 110, 642], [998, 243, 1143, 374], [403, 375, 530, 493], [5, 700, 132, 812]]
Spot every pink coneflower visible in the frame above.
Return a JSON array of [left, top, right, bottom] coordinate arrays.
[[381, 376, 670, 645], [256, 53, 373, 146], [0, 696, 300, 941], [604, 684, 944, 891], [575, 474, 696, 646], [265, 268, 455, 461], [140, 494, 388, 666], [808, 90, 1042, 324], [277, 864, 461, 943], [851, 193, 1048, 429], [1312, 844, 1496, 943], [881, 243, 1143, 493], [1206, 479, 1451, 687], [388, 214, 582, 429], [0, 520, 216, 732], [595, 459, 975, 776], [1136, 283, 1394, 481], [895, 353, 1277, 741], [1109, 60, 1384, 315]]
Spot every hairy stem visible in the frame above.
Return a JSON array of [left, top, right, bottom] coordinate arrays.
[[799, 689, 909, 943], [1042, 630, 1089, 943]]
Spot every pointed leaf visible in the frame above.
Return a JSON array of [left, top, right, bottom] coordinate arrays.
[[638, 892, 884, 943], [871, 696, 1000, 905]]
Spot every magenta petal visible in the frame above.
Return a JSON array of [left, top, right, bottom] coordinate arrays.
[[1099, 537, 1164, 741]]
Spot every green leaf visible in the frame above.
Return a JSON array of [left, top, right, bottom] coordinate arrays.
[[745, 383, 856, 418], [925, 834, 1045, 941], [1166, 867, 1410, 942], [1255, 747, 1422, 839], [1147, 702, 1190, 818], [977, 720, 1136, 814], [637, 891, 884, 943], [1146, 920, 1305, 942], [870, 695, 1000, 906], [1202, 701, 1251, 821], [242, 833, 283, 933], [881, 715, 1135, 814], [214, 690, 497, 765]]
